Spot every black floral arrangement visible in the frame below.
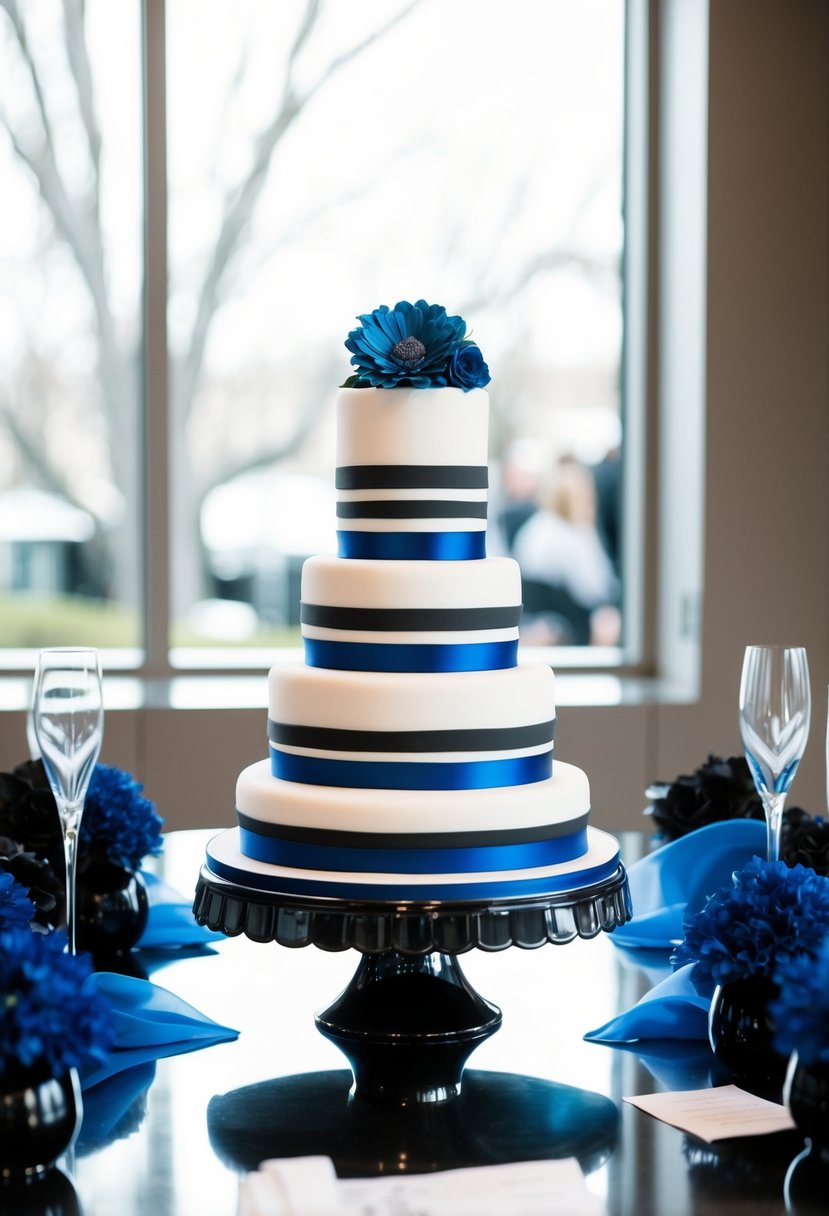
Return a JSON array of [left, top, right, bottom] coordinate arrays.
[[780, 806, 829, 875], [0, 835, 62, 927], [343, 299, 490, 391], [646, 754, 762, 840], [771, 934, 829, 1066], [0, 925, 114, 1082], [646, 753, 829, 875], [672, 857, 829, 986], [0, 759, 163, 922]]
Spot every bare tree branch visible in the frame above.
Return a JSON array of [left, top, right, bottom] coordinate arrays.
[[0, 1, 114, 358], [228, 159, 406, 290], [179, 0, 423, 420], [285, 0, 325, 77], [196, 393, 327, 502], [1, 107, 118, 363], [461, 155, 620, 315], [207, 22, 254, 193], [0, 397, 77, 506], [0, 5, 127, 444], [62, 0, 102, 210], [1, 0, 58, 162], [300, 0, 421, 112]]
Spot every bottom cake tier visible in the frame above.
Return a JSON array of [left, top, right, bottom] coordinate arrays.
[[204, 825, 621, 903]]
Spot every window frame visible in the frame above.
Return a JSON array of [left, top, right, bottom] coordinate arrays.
[[0, 0, 651, 684]]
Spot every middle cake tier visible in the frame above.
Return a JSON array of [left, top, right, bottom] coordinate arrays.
[[268, 663, 556, 790], [300, 554, 523, 672]]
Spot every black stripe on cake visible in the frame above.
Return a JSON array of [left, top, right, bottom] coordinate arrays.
[[236, 810, 588, 850], [336, 500, 488, 520], [300, 604, 523, 632], [336, 465, 489, 490], [268, 718, 556, 753]]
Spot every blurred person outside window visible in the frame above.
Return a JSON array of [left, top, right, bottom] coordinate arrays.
[[513, 456, 620, 646]]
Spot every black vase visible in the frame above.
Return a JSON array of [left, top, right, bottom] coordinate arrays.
[[0, 1068, 82, 1180], [77, 862, 149, 955], [708, 976, 787, 1083], [784, 1052, 829, 1157]]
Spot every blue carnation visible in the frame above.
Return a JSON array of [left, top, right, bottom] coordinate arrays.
[[0, 869, 35, 929], [81, 764, 164, 873], [344, 299, 471, 389], [0, 927, 114, 1078], [771, 936, 829, 1065], [672, 857, 829, 985], [449, 341, 490, 390]]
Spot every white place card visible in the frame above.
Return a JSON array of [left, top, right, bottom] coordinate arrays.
[[624, 1084, 796, 1143], [238, 1156, 605, 1216]]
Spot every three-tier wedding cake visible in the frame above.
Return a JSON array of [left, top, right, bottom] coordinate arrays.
[[204, 300, 621, 900]]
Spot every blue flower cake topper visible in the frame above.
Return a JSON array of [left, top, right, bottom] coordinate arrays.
[[344, 299, 491, 391]]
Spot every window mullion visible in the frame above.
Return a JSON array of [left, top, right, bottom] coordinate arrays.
[[142, 0, 171, 677]]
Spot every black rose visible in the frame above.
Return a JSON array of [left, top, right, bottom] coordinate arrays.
[[646, 754, 763, 841]]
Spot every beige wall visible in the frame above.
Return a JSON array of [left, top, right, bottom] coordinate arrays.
[[1, 0, 827, 836], [651, 0, 829, 818]]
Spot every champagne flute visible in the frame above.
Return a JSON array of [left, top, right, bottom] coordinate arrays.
[[32, 648, 104, 954], [739, 644, 810, 863]]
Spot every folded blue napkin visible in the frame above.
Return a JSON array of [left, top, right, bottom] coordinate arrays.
[[79, 972, 239, 1088], [612, 819, 766, 949], [138, 871, 221, 950], [585, 962, 713, 1044], [76, 1061, 157, 1155], [607, 1039, 729, 1093]]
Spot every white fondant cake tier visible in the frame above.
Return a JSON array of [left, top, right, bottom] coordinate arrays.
[[300, 555, 521, 646], [336, 387, 488, 470], [269, 663, 554, 735], [336, 387, 489, 538], [236, 758, 589, 835], [205, 825, 621, 902]]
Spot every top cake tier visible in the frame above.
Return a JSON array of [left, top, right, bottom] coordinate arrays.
[[335, 387, 489, 561]]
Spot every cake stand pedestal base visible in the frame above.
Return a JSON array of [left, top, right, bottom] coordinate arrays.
[[315, 950, 502, 1104], [194, 855, 631, 1113], [207, 1068, 619, 1178]]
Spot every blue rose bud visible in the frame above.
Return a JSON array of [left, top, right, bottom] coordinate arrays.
[[448, 341, 491, 391]]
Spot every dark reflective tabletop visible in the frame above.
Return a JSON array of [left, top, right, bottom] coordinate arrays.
[[20, 831, 825, 1216]]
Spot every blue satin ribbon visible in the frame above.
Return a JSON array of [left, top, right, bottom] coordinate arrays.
[[270, 748, 552, 790], [304, 638, 518, 673], [207, 851, 622, 902], [337, 530, 487, 560], [239, 826, 587, 873]]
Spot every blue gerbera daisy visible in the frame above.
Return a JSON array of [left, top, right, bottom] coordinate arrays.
[[344, 299, 489, 391]]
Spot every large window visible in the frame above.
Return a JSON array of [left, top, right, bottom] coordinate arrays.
[[1, 0, 627, 670], [0, 0, 143, 656]]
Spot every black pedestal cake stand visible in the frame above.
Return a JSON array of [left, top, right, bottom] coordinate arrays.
[[194, 858, 630, 1104], [195, 852, 631, 1174]]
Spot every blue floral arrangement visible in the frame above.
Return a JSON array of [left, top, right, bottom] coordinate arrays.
[[672, 857, 829, 985], [344, 299, 490, 391], [0, 926, 114, 1081], [0, 869, 35, 929], [0, 759, 164, 879], [771, 935, 829, 1066], [82, 764, 164, 874]]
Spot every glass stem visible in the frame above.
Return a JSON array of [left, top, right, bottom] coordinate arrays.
[[763, 792, 786, 864], [62, 802, 83, 955]]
